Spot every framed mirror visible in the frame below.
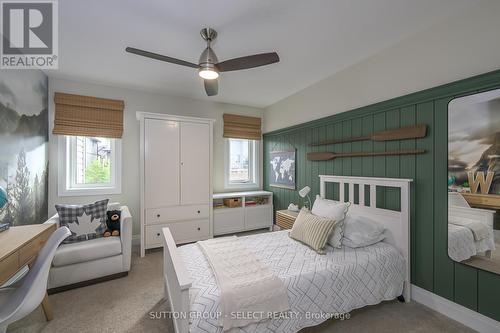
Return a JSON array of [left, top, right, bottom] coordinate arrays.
[[448, 88, 500, 274]]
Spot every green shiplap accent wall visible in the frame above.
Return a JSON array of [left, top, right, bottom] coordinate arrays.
[[263, 69, 500, 321]]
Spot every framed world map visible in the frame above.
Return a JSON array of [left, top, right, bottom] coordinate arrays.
[[268, 150, 296, 190]]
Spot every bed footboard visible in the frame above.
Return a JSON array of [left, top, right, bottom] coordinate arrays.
[[162, 227, 192, 333]]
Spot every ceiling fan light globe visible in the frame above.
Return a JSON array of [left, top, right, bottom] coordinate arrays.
[[199, 69, 219, 80]]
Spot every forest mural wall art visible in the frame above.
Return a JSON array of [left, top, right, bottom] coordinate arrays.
[[0, 70, 48, 226]]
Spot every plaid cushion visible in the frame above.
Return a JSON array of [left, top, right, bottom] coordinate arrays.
[[55, 199, 109, 243]]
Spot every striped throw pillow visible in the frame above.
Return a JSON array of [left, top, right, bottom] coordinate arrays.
[[289, 208, 338, 254]]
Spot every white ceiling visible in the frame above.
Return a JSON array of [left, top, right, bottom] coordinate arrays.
[[49, 0, 481, 108]]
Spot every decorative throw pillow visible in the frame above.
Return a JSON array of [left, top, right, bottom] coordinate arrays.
[[311, 195, 350, 248], [56, 199, 109, 243], [289, 208, 338, 254]]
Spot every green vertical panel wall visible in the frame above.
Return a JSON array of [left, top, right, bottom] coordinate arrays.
[[454, 264, 478, 310], [478, 270, 500, 320], [414, 101, 434, 291], [433, 97, 455, 300], [263, 69, 500, 321]]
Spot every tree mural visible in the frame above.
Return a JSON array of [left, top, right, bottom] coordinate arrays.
[[0, 70, 48, 226], [12, 149, 33, 225]]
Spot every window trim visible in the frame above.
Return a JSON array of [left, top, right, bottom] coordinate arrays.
[[58, 135, 122, 196], [224, 138, 260, 190]]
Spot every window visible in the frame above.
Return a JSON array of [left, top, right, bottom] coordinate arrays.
[[225, 138, 259, 189], [58, 136, 121, 196]]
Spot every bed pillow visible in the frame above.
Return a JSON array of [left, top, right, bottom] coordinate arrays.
[[342, 215, 386, 248], [311, 195, 350, 248], [56, 199, 109, 243], [289, 208, 338, 254]]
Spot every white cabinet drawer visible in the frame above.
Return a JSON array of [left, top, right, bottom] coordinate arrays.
[[145, 219, 210, 246], [214, 208, 245, 235], [245, 205, 272, 230], [146, 205, 209, 225]]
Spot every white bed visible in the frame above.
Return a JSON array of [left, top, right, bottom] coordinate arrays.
[[162, 176, 412, 333], [448, 203, 496, 262], [181, 230, 405, 333]]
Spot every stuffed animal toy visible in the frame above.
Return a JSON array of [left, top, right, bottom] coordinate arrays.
[[104, 210, 121, 237]]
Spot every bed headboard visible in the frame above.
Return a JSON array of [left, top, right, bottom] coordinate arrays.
[[319, 175, 412, 301]]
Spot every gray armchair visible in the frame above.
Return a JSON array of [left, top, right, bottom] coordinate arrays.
[[43, 205, 132, 291]]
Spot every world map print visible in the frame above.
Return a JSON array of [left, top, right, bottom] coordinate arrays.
[[269, 150, 296, 189]]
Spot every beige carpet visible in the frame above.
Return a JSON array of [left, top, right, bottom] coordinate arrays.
[[8, 247, 475, 333]]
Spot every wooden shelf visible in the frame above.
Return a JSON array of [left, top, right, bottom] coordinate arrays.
[[461, 193, 500, 210]]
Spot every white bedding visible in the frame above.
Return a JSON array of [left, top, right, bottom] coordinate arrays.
[[198, 236, 289, 330], [448, 224, 477, 262], [179, 230, 405, 333], [449, 216, 489, 241], [448, 224, 495, 262]]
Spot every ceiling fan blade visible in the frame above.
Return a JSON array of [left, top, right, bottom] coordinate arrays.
[[125, 47, 199, 69], [204, 79, 218, 96], [216, 52, 279, 72]]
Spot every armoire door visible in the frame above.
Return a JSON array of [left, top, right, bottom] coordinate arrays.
[[145, 118, 180, 208], [180, 121, 210, 205]]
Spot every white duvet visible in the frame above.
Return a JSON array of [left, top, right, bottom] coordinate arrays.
[[178, 230, 405, 333], [198, 236, 289, 331], [448, 223, 477, 262], [448, 223, 496, 262], [449, 216, 489, 241]]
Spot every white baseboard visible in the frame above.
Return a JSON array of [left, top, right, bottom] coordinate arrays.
[[411, 284, 500, 333]]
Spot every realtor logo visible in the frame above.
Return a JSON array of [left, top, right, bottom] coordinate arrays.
[[1, 0, 58, 69]]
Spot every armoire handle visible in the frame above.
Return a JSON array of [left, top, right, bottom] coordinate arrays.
[[197, 210, 200, 214], [197, 227, 201, 231], [156, 232, 160, 236], [157, 214, 160, 218]]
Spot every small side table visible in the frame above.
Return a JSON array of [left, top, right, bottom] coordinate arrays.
[[276, 210, 299, 230]]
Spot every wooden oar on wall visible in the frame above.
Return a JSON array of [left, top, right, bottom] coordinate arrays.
[[307, 149, 425, 161], [308, 124, 427, 146]]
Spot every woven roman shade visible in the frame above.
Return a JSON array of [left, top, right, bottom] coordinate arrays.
[[223, 114, 262, 140], [53, 92, 124, 138]]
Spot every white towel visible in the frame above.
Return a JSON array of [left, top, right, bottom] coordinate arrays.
[[198, 236, 290, 331], [449, 216, 489, 241]]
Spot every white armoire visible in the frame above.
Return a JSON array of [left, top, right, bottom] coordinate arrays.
[[137, 112, 214, 257]]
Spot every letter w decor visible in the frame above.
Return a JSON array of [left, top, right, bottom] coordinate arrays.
[[467, 171, 494, 194]]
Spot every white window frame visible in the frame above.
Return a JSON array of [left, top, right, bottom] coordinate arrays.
[[58, 135, 122, 196], [224, 138, 260, 190]]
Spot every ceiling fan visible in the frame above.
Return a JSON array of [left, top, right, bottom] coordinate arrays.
[[125, 28, 279, 96]]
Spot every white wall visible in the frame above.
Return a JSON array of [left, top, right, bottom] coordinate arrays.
[[48, 77, 263, 235], [264, 0, 500, 132]]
